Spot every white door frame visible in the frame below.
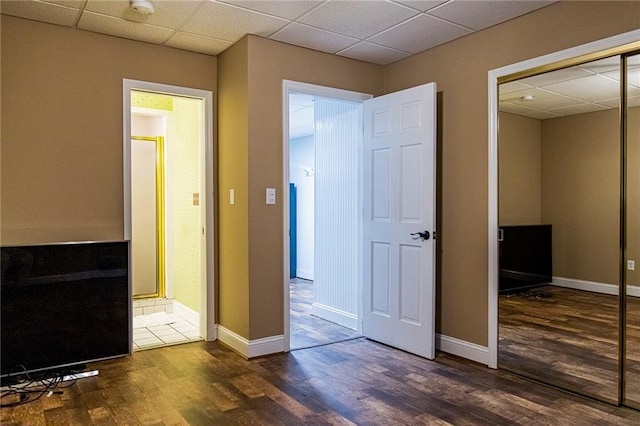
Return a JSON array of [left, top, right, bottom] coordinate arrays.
[[282, 80, 372, 352], [487, 30, 640, 369], [123, 79, 216, 341]]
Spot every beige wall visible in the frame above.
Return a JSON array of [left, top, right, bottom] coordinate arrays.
[[217, 37, 250, 337], [0, 16, 216, 245], [217, 35, 384, 340], [498, 112, 542, 225], [628, 107, 640, 286], [541, 109, 620, 285], [384, 1, 639, 346]]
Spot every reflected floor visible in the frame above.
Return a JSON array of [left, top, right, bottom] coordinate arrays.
[[499, 285, 620, 402], [290, 278, 361, 350]]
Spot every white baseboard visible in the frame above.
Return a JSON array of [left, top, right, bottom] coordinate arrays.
[[217, 326, 284, 359], [173, 300, 200, 327], [436, 333, 489, 365], [311, 303, 358, 331], [296, 270, 314, 280], [552, 276, 640, 297]]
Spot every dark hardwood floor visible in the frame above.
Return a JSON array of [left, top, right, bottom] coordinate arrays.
[[499, 285, 632, 403], [3, 338, 640, 425], [290, 278, 360, 350]]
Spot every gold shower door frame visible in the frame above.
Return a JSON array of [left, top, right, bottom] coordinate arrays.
[[132, 135, 166, 300]]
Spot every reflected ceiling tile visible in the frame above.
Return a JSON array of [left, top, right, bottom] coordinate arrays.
[[369, 14, 471, 54], [299, 0, 418, 39], [271, 22, 358, 54], [165, 32, 233, 56], [221, 0, 323, 20], [499, 87, 563, 103], [0, 0, 80, 26], [78, 11, 174, 44], [338, 42, 411, 65], [550, 103, 610, 116], [543, 74, 622, 102], [428, 0, 555, 31], [182, 1, 289, 41], [519, 67, 594, 87], [500, 81, 534, 95], [500, 102, 561, 120]]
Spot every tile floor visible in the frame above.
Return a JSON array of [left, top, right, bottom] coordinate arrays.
[[133, 313, 201, 351]]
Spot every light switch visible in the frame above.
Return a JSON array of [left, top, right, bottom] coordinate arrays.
[[193, 193, 200, 206], [230, 188, 235, 205], [266, 188, 276, 205]]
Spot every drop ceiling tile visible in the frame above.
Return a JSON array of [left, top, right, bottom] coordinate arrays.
[[299, 0, 418, 40], [78, 11, 175, 44], [271, 22, 358, 54], [369, 14, 471, 54], [604, 67, 640, 88], [628, 96, 640, 108], [338, 41, 411, 65], [549, 103, 610, 116], [0, 0, 80, 26], [428, 0, 554, 31], [519, 67, 594, 87], [598, 95, 640, 109], [181, 1, 289, 41], [543, 74, 623, 102], [43, 0, 85, 7], [391, 1, 449, 12], [221, 0, 323, 20], [84, 0, 203, 28], [165, 32, 233, 56]]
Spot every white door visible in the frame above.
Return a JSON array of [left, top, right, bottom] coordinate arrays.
[[362, 83, 437, 359]]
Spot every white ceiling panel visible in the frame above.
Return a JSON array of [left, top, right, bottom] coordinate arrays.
[[221, 0, 323, 20], [338, 41, 411, 65], [369, 14, 471, 53], [429, 0, 554, 31], [391, 0, 449, 12], [84, 0, 203, 28], [78, 11, 174, 44], [299, 0, 418, 39], [181, 1, 289, 41], [272, 22, 358, 54], [499, 81, 533, 95], [1, 0, 80, 26], [0, 0, 565, 68], [165, 32, 233, 56]]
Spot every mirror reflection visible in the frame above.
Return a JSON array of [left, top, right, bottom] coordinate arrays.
[[498, 56, 625, 403], [625, 52, 640, 408]]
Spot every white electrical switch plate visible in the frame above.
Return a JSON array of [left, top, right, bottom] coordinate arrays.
[[628, 260, 635, 271], [266, 188, 276, 205], [230, 189, 235, 205]]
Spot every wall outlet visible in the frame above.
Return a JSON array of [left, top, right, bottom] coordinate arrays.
[[266, 188, 276, 205], [628, 260, 635, 271]]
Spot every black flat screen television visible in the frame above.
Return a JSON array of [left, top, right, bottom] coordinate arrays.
[[499, 225, 552, 294], [1, 241, 130, 382]]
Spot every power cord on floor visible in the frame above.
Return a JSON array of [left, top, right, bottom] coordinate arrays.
[[0, 365, 78, 408]]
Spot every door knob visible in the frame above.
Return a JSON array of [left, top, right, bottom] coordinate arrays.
[[411, 231, 431, 240]]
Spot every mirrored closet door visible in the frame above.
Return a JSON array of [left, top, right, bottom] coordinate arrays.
[[498, 50, 639, 405], [625, 52, 640, 409]]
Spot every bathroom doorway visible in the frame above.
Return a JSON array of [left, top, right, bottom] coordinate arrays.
[[124, 80, 215, 351]]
